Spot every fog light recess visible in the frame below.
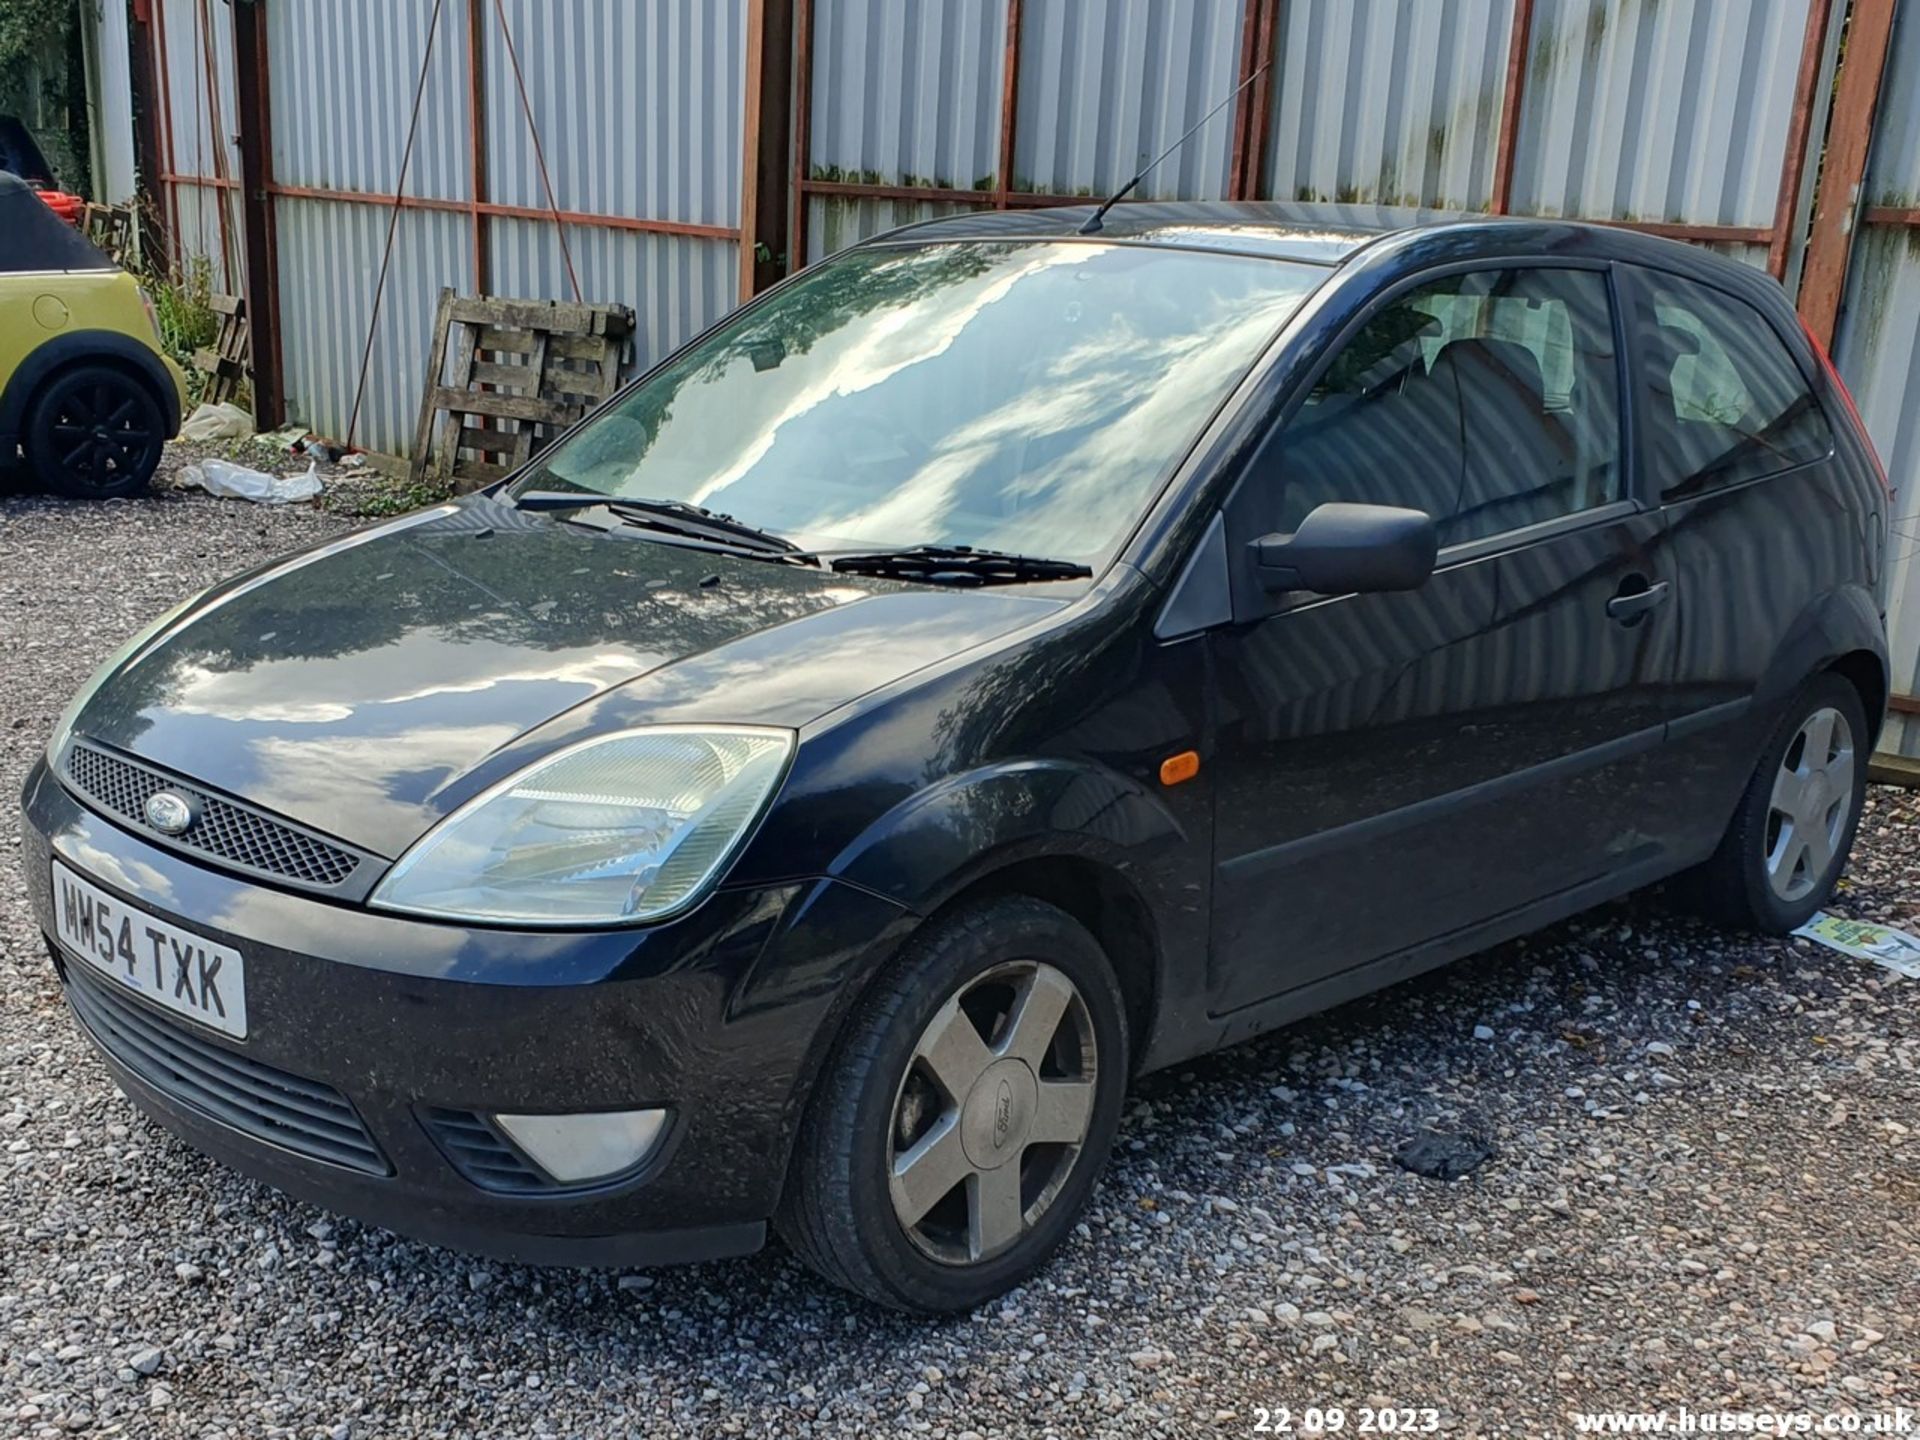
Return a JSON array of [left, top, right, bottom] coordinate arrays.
[[492, 1109, 669, 1185]]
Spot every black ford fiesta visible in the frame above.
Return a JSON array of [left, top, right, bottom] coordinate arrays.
[[22, 203, 1890, 1312]]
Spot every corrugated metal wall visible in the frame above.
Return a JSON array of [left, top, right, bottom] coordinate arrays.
[[154, 0, 748, 457], [265, 0, 473, 456], [803, 0, 1004, 261], [805, 0, 1822, 276], [155, 0, 243, 290], [1015, 0, 1243, 201], [1832, 2, 1920, 758], [274, 202, 475, 461], [1509, 0, 1811, 274], [1265, 0, 1509, 210], [484, 0, 746, 374]]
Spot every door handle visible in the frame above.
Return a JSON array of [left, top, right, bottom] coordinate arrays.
[[1605, 578, 1671, 623]]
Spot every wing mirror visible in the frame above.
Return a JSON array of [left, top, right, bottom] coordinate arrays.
[[1250, 502, 1438, 595]]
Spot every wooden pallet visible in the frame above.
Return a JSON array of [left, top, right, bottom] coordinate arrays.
[[83, 203, 136, 265], [191, 294, 251, 405], [409, 289, 634, 493]]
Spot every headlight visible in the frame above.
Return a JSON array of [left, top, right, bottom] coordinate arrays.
[[46, 591, 204, 768], [369, 726, 794, 926]]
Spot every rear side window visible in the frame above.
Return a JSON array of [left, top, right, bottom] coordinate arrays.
[[1631, 272, 1833, 500], [1267, 266, 1622, 549]]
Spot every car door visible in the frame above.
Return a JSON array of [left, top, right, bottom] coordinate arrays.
[[1201, 262, 1689, 1015], [1616, 264, 1858, 863]]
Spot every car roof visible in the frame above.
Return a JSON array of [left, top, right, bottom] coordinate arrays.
[[869, 200, 1772, 298], [874, 200, 1457, 265]]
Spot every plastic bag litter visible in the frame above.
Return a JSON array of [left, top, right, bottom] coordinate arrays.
[[181, 457, 323, 505], [179, 401, 255, 442], [1794, 912, 1920, 979]]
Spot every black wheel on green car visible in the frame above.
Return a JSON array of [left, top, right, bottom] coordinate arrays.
[[779, 896, 1129, 1312], [25, 365, 165, 499]]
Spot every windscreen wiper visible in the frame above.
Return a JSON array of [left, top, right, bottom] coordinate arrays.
[[514, 490, 803, 557], [826, 545, 1092, 586]]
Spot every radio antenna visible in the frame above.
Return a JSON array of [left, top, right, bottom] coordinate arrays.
[[1079, 61, 1271, 235]]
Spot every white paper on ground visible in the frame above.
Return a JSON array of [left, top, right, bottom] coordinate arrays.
[[1794, 912, 1920, 979], [178, 401, 254, 442], [180, 457, 322, 505]]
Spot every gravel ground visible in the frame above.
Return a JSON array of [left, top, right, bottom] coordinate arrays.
[[1, 458, 1916, 1438]]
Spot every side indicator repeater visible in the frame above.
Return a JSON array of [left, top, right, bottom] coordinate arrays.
[[1159, 750, 1201, 787]]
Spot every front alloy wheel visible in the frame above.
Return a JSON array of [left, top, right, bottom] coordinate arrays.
[[780, 896, 1128, 1312], [888, 960, 1098, 1265]]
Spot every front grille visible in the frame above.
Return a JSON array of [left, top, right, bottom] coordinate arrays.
[[63, 962, 388, 1176], [63, 742, 362, 891], [422, 1108, 555, 1194]]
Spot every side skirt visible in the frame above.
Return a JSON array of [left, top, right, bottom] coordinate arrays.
[[1147, 847, 1700, 1071]]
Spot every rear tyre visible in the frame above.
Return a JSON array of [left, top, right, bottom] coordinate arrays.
[[1685, 672, 1868, 933], [778, 896, 1128, 1313], [25, 365, 165, 499]]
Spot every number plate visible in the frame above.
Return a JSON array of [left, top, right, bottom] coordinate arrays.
[[51, 862, 248, 1039]]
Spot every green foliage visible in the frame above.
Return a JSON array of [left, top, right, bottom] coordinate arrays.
[[326, 476, 453, 519], [139, 254, 219, 398], [0, 0, 70, 66]]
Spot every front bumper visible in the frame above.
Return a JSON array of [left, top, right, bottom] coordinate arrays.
[[21, 759, 913, 1267]]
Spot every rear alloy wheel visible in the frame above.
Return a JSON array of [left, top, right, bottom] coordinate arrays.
[[1763, 705, 1856, 905], [26, 365, 165, 499], [1685, 673, 1869, 933], [779, 896, 1128, 1312]]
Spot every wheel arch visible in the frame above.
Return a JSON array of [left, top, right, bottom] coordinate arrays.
[[1750, 584, 1888, 743], [819, 757, 1201, 1073], [922, 853, 1160, 1074], [1826, 648, 1888, 749], [1, 331, 182, 449]]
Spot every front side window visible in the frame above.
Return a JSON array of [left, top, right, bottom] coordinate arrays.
[[1631, 271, 1833, 500], [515, 241, 1324, 563], [1266, 266, 1623, 549]]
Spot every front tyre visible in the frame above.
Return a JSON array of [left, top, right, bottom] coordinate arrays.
[[1687, 672, 1869, 933], [779, 896, 1128, 1312], [25, 365, 166, 499]]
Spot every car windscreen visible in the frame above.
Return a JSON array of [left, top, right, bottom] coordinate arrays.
[[0, 171, 113, 273], [515, 240, 1325, 563]]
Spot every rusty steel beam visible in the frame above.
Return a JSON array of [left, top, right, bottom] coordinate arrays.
[[790, 0, 814, 268], [995, 0, 1023, 206], [1607, 220, 1772, 244], [1800, 0, 1901, 347], [1227, 0, 1263, 197], [230, 0, 283, 426], [1769, 0, 1837, 281], [192, 0, 238, 283], [1490, 0, 1535, 214], [255, 182, 740, 241], [800, 179, 991, 206], [1240, 0, 1280, 199], [151, 0, 182, 267], [739, 0, 767, 297], [465, 0, 490, 292], [129, 0, 171, 264], [1865, 205, 1920, 227], [739, 0, 794, 294]]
